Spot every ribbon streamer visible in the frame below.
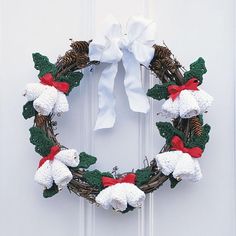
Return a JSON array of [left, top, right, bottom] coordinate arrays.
[[89, 15, 156, 130], [170, 136, 203, 158], [102, 173, 136, 187]]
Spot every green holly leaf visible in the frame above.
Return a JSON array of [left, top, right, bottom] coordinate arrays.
[[43, 183, 59, 198], [121, 205, 135, 214], [184, 57, 207, 84], [186, 124, 211, 150], [32, 53, 57, 78], [83, 170, 113, 191], [22, 101, 36, 119], [57, 71, 83, 95], [72, 152, 97, 170], [135, 168, 152, 187], [169, 174, 180, 189], [156, 122, 186, 145], [29, 127, 55, 156], [147, 82, 174, 100]]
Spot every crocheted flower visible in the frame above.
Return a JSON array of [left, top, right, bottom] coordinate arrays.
[[162, 78, 213, 119], [23, 73, 69, 116], [155, 136, 203, 182], [34, 146, 79, 188], [95, 174, 145, 211]]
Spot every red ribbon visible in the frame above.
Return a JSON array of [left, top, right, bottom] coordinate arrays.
[[38, 145, 61, 168], [168, 78, 199, 101], [40, 73, 69, 94], [171, 136, 203, 158], [102, 173, 136, 187]]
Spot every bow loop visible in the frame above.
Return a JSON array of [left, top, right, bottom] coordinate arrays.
[[38, 145, 61, 168], [102, 173, 136, 187], [171, 136, 203, 158], [40, 73, 69, 94], [168, 78, 199, 101], [89, 16, 156, 130]]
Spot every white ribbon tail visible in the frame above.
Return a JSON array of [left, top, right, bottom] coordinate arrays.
[[122, 50, 150, 113], [94, 63, 118, 130]]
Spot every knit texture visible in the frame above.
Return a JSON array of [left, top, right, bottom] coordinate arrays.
[[95, 183, 145, 211], [34, 148, 79, 189], [156, 151, 202, 182], [161, 88, 213, 119]]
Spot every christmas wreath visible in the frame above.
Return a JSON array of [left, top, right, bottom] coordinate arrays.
[[23, 16, 213, 213]]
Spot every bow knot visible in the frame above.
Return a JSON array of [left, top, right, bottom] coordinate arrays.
[[89, 16, 156, 130], [38, 145, 61, 168], [168, 78, 199, 101], [171, 136, 203, 158], [40, 73, 69, 94], [102, 173, 136, 187]]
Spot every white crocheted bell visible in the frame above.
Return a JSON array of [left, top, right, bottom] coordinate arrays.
[[23, 82, 69, 115], [156, 151, 202, 182], [95, 183, 146, 211], [34, 149, 79, 189], [161, 97, 180, 118]]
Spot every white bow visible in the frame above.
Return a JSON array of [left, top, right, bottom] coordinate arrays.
[[89, 15, 156, 130]]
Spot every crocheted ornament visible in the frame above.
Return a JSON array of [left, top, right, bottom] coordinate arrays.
[[22, 16, 213, 214], [34, 147, 79, 188]]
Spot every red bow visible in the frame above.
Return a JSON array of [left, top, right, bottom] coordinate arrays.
[[40, 73, 69, 94], [38, 145, 61, 168], [102, 173, 136, 187], [171, 136, 203, 158], [168, 78, 199, 101]]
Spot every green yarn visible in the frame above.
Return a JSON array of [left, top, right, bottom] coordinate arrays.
[[147, 82, 175, 100], [121, 205, 135, 214], [32, 53, 58, 78], [29, 127, 55, 156], [83, 170, 113, 191], [135, 168, 152, 187], [187, 124, 211, 150], [22, 101, 36, 119], [72, 152, 97, 170], [184, 57, 207, 84], [169, 174, 180, 188], [57, 71, 83, 95], [156, 122, 186, 145], [43, 183, 59, 198]]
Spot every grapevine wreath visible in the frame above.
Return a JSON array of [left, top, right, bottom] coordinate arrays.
[[23, 16, 213, 213]]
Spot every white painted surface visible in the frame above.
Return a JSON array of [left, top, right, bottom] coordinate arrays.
[[0, 0, 235, 235]]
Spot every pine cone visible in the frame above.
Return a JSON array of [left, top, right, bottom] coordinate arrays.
[[190, 117, 202, 136]]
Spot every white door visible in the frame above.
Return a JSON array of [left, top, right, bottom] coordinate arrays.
[[1, 0, 235, 235]]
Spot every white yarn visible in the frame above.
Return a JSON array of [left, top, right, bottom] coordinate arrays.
[[161, 87, 213, 119], [156, 151, 202, 182], [192, 89, 213, 114], [156, 151, 182, 175], [53, 91, 69, 114], [24, 83, 48, 101], [34, 160, 53, 189], [23, 82, 69, 115], [55, 149, 79, 167], [95, 183, 146, 211], [51, 159, 73, 188], [34, 149, 79, 189], [179, 90, 200, 118], [33, 87, 58, 116]]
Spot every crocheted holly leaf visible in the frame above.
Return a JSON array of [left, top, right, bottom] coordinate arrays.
[[43, 183, 59, 198], [169, 174, 180, 188], [83, 170, 113, 191], [57, 71, 83, 95], [186, 124, 211, 150], [72, 152, 97, 170], [32, 53, 58, 78], [121, 205, 135, 214], [135, 168, 152, 187], [184, 57, 207, 84], [29, 127, 55, 156], [147, 82, 175, 100], [156, 122, 186, 145], [22, 101, 36, 119]]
